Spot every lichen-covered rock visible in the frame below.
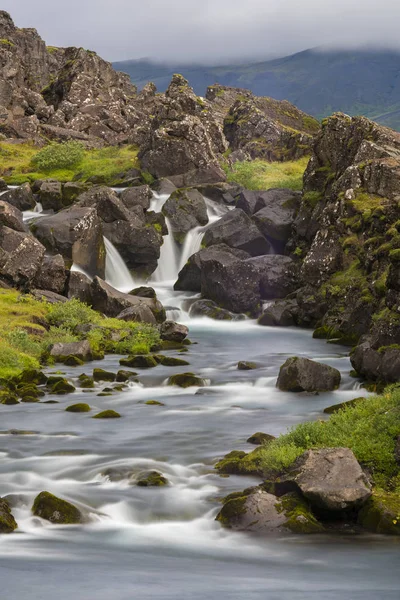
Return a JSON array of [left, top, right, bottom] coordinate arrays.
[[65, 403, 91, 413], [275, 448, 372, 513], [33, 254, 67, 295], [167, 373, 205, 388], [120, 185, 153, 211], [247, 255, 299, 300], [136, 471, 169, 487], [0, 226, 46, 286], [32, 491, 82, 524], [277, 357, 341, 392], [0, 200, 26, 232], [0, 498, 18, 533]]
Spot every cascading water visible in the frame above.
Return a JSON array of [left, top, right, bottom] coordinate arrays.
[[104, 237, 136, 293]]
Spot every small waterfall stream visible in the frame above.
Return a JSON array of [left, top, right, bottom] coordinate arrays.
[[104, 237, 136, 293]]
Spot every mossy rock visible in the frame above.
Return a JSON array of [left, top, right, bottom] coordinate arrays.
[[77, 374, 95, 389], [154, 355, 190, 367], [215, 450, 247, 474], [136, 471, 169, 487], [216, 495, 248, 526], [0, 391, 19, 405], [63, 355, 85, 367], [159, 341, 185, 351], [93, 410, 121, 419], [275, 492, 325, 534], [93, 369, 116, 382], [167, 372, 205, 388], [358, 492, 400, 535], [112, 384, 126, 392], [145, 400, 165, 406], [32, 491, 82, 524], [46, 376, 66, 387], [97, 393, 113, 397], [51, 380, 76, 395], [0, 498, 18, 533], [16, 369, 47, 386], [20, 396, 41, 403], [66, 403, 91, 413], [238, 361, 258, 370], [215, 447, 265, 476], [247, 432, 276, 445], [119, 355, 158, 368], [116, 370, 138, 382], [17, 384, 44, 399], [323, 397, 366, 414]]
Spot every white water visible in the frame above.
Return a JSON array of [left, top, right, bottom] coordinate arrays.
[[104, 237, 136, 293]]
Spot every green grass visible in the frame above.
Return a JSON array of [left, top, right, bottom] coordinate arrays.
[[257, 387, 400, 490], [0, 142, 140, 185], [223, 157, 308, 191]]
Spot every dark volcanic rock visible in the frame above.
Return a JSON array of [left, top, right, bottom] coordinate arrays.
[[277, 357, 341, 392], [252, 189, 301, 252], [67, 270, 93, 304], [189, 299, 245, 321], [38, 180, 63, 211], [246, 255, 299, 299], [1, 184, 35, 211], [116, 305, 157, 325], [91, 277, 165, 321], [0, 226, 45, 286], [258, 300, 298, 327], [203, 208, 270, 257], [119, 185, 153, 211], [159, 320, 189, 342], [162, 188, 208, 241], [33, 254, 67, 295], [0, 200, 26, 232]]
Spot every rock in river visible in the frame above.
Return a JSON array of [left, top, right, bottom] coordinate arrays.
[[277, 357, 341, 392]]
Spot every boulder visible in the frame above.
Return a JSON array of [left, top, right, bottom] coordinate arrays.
[[33, 254, 67, 295], [62, 182, 90, 206], [252, 189, 301, 252], [162, 189, 208, 241], [152, 178, 177, 196], [129, 286, 157, 298], [258, 300, 298, 327], [77, 186, 132, 223], [238, 361, 258, 370], [167, 373, 206, 388], [116, 305, 157, 325], [0, 498, 18, 533], [275, 448, 371, 513], [38, 180, 63, 211], [119, 355, 158, 369], [247, 432, 276, 445], [159, 320, 188, 342], [67, 270, 93, 304], [136, 471, 169, 487], [0, 226, 45, 286], [66, 403, 91, 413], [119, 185, 153, 211], [277, 357, 341, 392], [203, 208, 271, 257], [247, 255, 299, 299], [1, 183, 35, 211], [93, 369, 116, 382], [200, 252, 261, 315], [188, 299, 246, 321], [32, 491, 82, 524], [358, 493, 400, 535], [93, 410, 121, 419], [49, 340, 92, 362], [90, 277, 165, 321], [0, 200, 26, 232], [174, 243, 250, 292], [32, 289, 68, 304], [32, 206, 106, 278]]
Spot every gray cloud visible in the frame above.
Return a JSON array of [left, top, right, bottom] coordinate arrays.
[[3, 0, 400, 63]]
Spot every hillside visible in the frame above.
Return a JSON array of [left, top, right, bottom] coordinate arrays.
[[113, 48, 400, 130]]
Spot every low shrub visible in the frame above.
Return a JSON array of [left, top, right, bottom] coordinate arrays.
[[31, 142, 84, 172]]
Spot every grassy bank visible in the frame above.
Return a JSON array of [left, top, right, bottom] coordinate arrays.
[[223, 156, 309, 191], [0, 290, 160, 379], [0, 141, 140, 185]]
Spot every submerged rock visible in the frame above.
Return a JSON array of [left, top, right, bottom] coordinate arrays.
[[136, 471, 169, 487], [167, 373, 205, 388], [238, 361, 258, 370], [65, 403, 91, 413], [189, 299, 245, 321], [93, 410, 121, 419], [119, 355, 158, 369], [277, 357, 341, 392], [154, 355, 190, 367], [32, 491, 82, 524], [92, 369, 116, 382]]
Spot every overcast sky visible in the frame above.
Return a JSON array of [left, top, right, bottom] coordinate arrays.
[[3, 0, 400, 63]]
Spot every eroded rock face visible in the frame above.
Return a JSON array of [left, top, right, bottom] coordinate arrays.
[[277, 357, 341, 392], [275, 448, 371, 513]]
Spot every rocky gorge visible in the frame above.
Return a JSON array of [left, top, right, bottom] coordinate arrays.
[[0, 8, 400, 599]]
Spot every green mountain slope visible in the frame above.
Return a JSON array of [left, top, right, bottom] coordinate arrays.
[[113, 49, 400, 130]]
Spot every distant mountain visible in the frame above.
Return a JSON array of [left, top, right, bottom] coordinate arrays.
[[113, 49, 400, 130]]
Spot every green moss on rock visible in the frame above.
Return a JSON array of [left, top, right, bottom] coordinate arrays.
[[93, 410, 121, 419], [154, 355, 190, 367], [119, 355, 158, 368], [358, 492, 400, 535], [276, 492, 325, 533], [93, 369, 116, 382], [167, 372, 205, 388], [66, 403, 91, 413], [136, 471, 169, 487], [32, 491, 82, 524], [0, 498, 18, 533]]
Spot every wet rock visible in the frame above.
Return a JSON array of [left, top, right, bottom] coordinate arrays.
[[119, 355, 158, 369], [159, 320, 189, 342], [63, 356, 84, 366], [145, 400, 165, 406], [247, 255, 299, 300], [167, 373, 205, 388], [77, 186, 131, 223], [238, 361, 258, 370], [203, 208, 271, 257], [38, 180, 63, 211], [33, 254, 67, 295], [67, 270, 93, 304], [93, 410, 121, 419], [119, 185, 152, 211], [130, 286, 157, 299], [136, 471, 169, 487], [358, 493, 400, 535], [0, 200, 26, 232], [154, 355, 190, 367], [93, 369, 116, 382], [152, 178, 177, 196], [49, 340, 92, 363], [66, 403, 91, 413], [258, 300, 298, 327], [323, 397, 365, 414], [15, 368, 48, 386], [162, 189, 208, 241], [91, 277, 165, 321], [32, 491, 82, 524], [277, 357, 341, 392], [50, 380, 76, 395], [275, 448, 372, 513], [78, 374, 95, 388], [116, 305, 156, 325], [247, 432, 276, 445], [252, 189, 301, 252], [1, 183, 35, 211], [0, 498, 18, 533], [116, 370, 138, 382], [188, 299, 245, 321]]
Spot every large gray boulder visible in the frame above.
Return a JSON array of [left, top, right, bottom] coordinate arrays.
[[252, 189, 300, 252], [33, 254, 67, 295], [162, 189, 208, 241], [38, 180, 63, 211], [116, 305, 157, 325], [275, 448, 372, 513], [119, 185, 153, 211], [77, 186, 131, 223], [0, 226, 46, 286], [200, 252, 261, 315], [246, 255, 299, 299], [277, 357, 341, 392], [32, 206, 106, 278], [0, 200, 26, 232], [160, 320, 189, 342], [67, 271, 93, 304], [174, 244, 250, 292], [1, 183, 35, 211], [203, 208, 271, 257], [90, 277, 165, 321], [50, 340, 92, 362]]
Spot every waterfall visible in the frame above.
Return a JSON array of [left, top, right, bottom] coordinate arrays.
[[22, 201, 44, 222], [152, 218, 180, 282], [104, 237, 136, 293]]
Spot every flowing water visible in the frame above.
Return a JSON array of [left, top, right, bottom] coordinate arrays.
[[1, 189, 400, 598]]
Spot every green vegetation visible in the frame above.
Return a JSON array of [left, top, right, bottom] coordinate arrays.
[[0, 141, 140, 185], [0, 39, 14, 47], [223, 157, 308, 191], [257, 387, 400, 491]]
